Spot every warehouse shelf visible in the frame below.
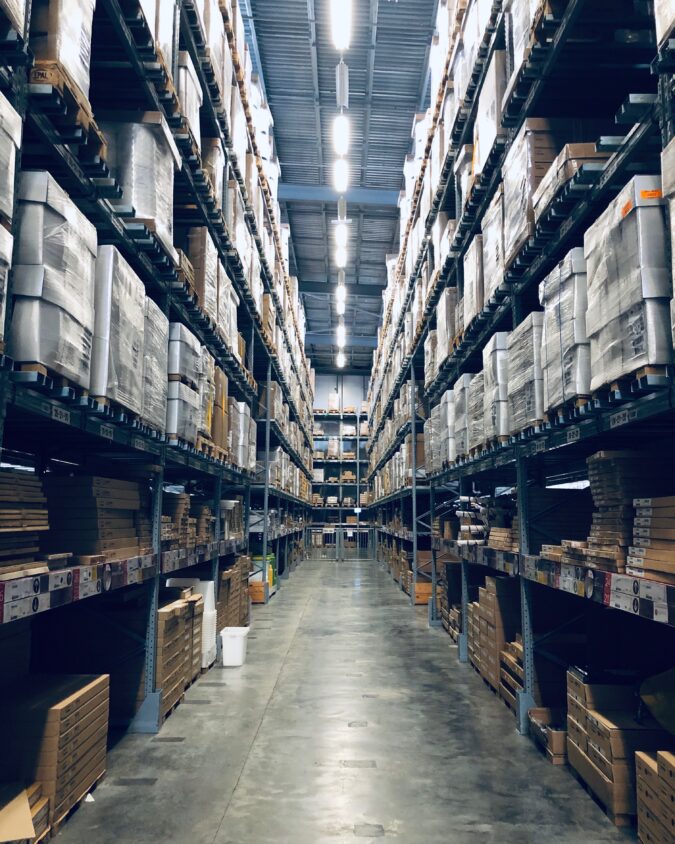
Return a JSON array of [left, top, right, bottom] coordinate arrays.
[[313, 481, 361, 488], [377, 526, 415, 543], [250, 484, 310, 508], [313, 411, 367, 421], [312, 457, 368, 464], [366, 484, 430, 509], [264, 419, 312, 479], [161, 538, 246, 575], [249, 525, 305, 541], [367, 412, 426, 480]]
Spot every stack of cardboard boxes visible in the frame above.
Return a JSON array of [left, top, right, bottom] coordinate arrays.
[[477, 576, 520, 692], [628, 494, 675, 580], [636, 751, 675, 842], [156, 599, 191, 719], [163, 492, 196, 549]]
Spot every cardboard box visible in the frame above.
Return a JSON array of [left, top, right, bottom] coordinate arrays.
[[567, 737, 635, 816]]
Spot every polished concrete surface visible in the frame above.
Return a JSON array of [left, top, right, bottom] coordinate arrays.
[[58, 557, 632, 843]]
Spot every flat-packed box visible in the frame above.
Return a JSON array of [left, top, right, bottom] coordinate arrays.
[[507, 312, 543, 433], [91, 246, 145, 415], [30, 0, 96, 99], [585, 176, 672, 392], [10, 170, 97, 389], [533, 143, 610, 222], [188, 227, 219, 324], [567, 737, 635, 816], [566, 669, 636, 711], [463, 234, 484, 330], [481, 185, 505, 305]]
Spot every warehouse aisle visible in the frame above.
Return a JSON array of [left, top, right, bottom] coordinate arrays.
[[58, 559, 629, 844]]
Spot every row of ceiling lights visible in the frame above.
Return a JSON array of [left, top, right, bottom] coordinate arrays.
[[330, 0, 351, 369]]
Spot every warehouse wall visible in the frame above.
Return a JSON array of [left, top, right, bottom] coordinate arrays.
[[313, 374, 367, 410]]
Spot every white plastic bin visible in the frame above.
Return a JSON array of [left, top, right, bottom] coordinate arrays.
[[220, 627, 250, 667]]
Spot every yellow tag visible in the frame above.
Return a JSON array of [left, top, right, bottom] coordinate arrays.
[[620, 200, 634, 218], [640, 189, 662, 200]]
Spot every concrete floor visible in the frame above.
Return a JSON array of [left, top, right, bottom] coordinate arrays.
[[57, 557, 633, 844]]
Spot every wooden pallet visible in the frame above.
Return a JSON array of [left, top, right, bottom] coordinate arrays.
[[543, 395, 591, 425], [167, 373, 199, 393], [14, 362, 90, 397], [49, 770, 106, 837], [160, 692, 185, 725]]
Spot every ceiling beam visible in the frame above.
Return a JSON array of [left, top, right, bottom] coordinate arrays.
[[305, 333, 378, 349], [278, 183, 399, 207], [299, 281, 385, 297]]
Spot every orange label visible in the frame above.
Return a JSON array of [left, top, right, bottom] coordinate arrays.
[[640, 189, 662, 200], [621, 200, 634, 218]]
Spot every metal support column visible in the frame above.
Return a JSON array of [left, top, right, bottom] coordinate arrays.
[[129, 466, 164, 733], [458, 477, 470, 663], [516, 453, 536, 734], [428, 484, 441, 627], [261, 360, 272, 602], [410, 364, 418, 607]]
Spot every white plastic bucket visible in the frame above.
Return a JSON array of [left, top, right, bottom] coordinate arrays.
[[220, 627, 250, 667]]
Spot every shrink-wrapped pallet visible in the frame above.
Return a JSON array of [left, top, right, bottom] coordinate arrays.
[[436, 286, 458, 367], [473, 50, 507, 178], [91, 246, 145, 415], [584, 176, 672, 392], [468, 371, 485, 452], [10, 170, 97, 388], [177, 51, 202, 152], [424, 330, 437, 388], [0, 0, 25, 35], [0, 225, 12, 347], [507, 313, 544, 433], [168, 323, 202, 386], [482, 332, 509, 440], [538, 247, 590, 412], [101, 115, 180, 259], [203, 138, 225, 208], [532, 143, 609, 223], [662, 138, 675, 311], [167, 380, 200, 443], [154, 0, 176, 79], [440, 388, 456, 465], [198, 347, 215, 439], [454, 372, 473, 459], [503, 0, 541, 96], [481, 185, 505, 305], [203, 0, 225, 99], [0, 91, 21, 224], [142, 297, 169, 433], [30, 0, 96, 99], [656, 0, 675, 45], [217, 263, 239, 346], [463, 235, 484, 330], [188, 227, 218, 324]]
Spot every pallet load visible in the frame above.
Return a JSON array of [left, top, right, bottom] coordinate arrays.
[[0, 90, 21, 227], [628, 494, 675, 580], [661, 138, 675, 346], [9, 171, 97, 390], [467, 371, 484, 454], [457, 496, 487, 547], [163, 492, 196, 549], [463, 234, 484, 331], [141, 297, 169, 434], [186, 593, 205, 684], [533, 144, 609, 224], [156, 599, 191, 719], [483, 332, 510, 443], [0, 469, 53, 578], [478, 576, 520, 693], [197, 346, 216, 447], [212, 367, 229, 458], [167, 323, 201, 445], [453, 373, 473, 460], [91, 246, 145, 416], [0, 674, 109, 827], [190, 500, 215, 545], [585, 176, 672, 394], [424, 330, 437, 389], [655, 0, 675, 45], [636, 752, 675, 843], [468, 601, 481, 672], [539, 247, 590, 416], [42, 476, 145, 561], [188, 227, 218, 326], [439, 389, 455, 466], [166, 577, 217, 668], [177, 51, 203, 153], [101, 114, 180, 260], [435, 279, 457, 368], [566, 668, 672, 826], [528, 708, 568, 766], [507, 313, 544, 435], [481, 186, 505, 306]]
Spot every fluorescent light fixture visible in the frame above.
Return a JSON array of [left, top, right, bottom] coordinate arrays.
[[337, 269, 346, 286], [336, 61, 349, 109], [336, 321, 346, 347], [337, 196, 347, 221], [335, 246, 347, 268], [333, 159, 349, 193], [335, 283, 347, 304], [330, 0, 351, 51], [336, 299, 346, 316], [333, 114, 350, 156], [335, 222, 348, 249], [336, 351, 346, 368]]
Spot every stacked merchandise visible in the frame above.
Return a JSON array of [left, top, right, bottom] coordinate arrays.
[[228, 399, 256, 472], [439, 389, 455, 466], [43, 476, 145, 561], [467, 601, 481, 672], [482, 332, 509, 442], [467, 371, 485, 453], [636, 752, 675, 843], [663, 141, 675, 342], [141, 298, 169, 433], [532, 144, 609, 223], [477, 576, 520, 692], [9, 171, 97, 390], [656, 0, 675, 45], [91, 246, 145, 415], [212, 367, 229, 458], [166, 578, 218, 669], [197, 347, 216, 447], [463, 235, 484, 331], [177, 51, 202, 152], [424, 330, 437, 388], [539, 248, 590, 416], [0, 469, 52, 577], [528, 708, 568, 766], [456, 496, 487, 547], [188, 227, 218, 326], [156, 598, 191, 717], [507, 313, 544, 434], [628, 494, 675, 580], [190, 500, 215, 545], [220, 498, 244, 541], [167, 324, 201, 445], [435, 287, 458, 369], [0, 674, 109, 826], [453, 374, 473, 460], [161, 515, 178, 550], [185, 593, 205, 685], [481, 186, 505, 306], [216, 559, 249, 631], [500, 636, 566, 716], [585, 177, 672, 393], [135, 488, 154, 555], [163, 492, 196, 549], [566, 668, 671, 823]]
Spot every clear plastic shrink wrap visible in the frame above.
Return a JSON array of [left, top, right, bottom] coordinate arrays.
[[584, 176, 672, 393], [436, 286, 458, 367], [463, 234, 484, 329], [532, 143, 609, 223], [203, 139, 225, 208], [188, 227, 218, 324], [30, 0, 96, 99], [166, 381, 199, 443], [91, 245, 145, 415], [0, 225, 12, 346], [155, 0, 176, 79], [430, 404, 443, 474], [440, 388, 456, 465], [454, 372, 473, 458], [473, 50, 506, 179], [0, 0, 25, 35], [661, 138, 675, 340], [168, 323, 202, 385], [10, 170, 97, 388], [198, 347, 215, 438], [468, 371, 485, 451], [142, 297, 169, 433], [0, 91, 21, 223], [507, 313, 544, 433], [481, 185, 504, 304], [177, 51, 202, 151], [503, 0, 540, 91], [538, 247, 590, 411], [424, 330, 437, 387], [655, 0, 675, 44], [482, 332, 509, 439], [101, 116, 180, 259], [203, 0, 225, 99]]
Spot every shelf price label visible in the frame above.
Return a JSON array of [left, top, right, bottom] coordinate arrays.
[[566, 427, 581, 444], [51, 405, 71, 425], [609, 408, 638, 430], [99, 424, 114, 441], [131, 436, 147, 452]]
